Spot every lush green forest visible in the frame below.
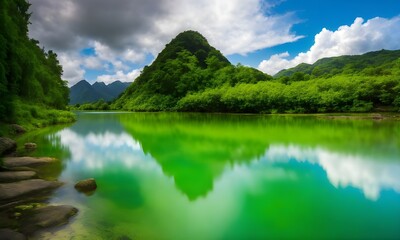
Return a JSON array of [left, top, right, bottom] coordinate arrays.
[[0, 0, 74, 133], [112, 31, 272, 111], [112, 31, 400, 113]]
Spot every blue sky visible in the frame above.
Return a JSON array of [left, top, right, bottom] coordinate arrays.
[[29, 0, 400, 85]]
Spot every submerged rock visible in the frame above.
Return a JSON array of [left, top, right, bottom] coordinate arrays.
[[0, 137, 16, 157], [2, 157, 57, 168], [0, 228, 26, 240], [20, 205, 78, 234], [24, 143, 37, 150], [74, 178, 97, 193], [0, 179, 62, 202], [0, 171, 37, 183]]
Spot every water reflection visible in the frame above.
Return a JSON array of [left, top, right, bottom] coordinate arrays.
[[56, 128, 160, 171], [265, 145, 400, 200], [55, 112, 400, 202], [42, 112, 400, 239]]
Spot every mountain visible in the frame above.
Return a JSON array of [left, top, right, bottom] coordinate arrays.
[[70, 80, 131, 105], [274, 49, 400, 78], [112, 30, 270, 111]]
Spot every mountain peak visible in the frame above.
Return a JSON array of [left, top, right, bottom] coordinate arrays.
[[69, 80, 131, 105]]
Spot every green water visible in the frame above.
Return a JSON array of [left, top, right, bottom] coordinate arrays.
[[19, 112, 400, 239]]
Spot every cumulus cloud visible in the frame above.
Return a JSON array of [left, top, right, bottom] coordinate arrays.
[[58, 53, 85, 86], [96, 69, 142, 84], [28, 0, 300, 84], [259, 16, 400, 75]]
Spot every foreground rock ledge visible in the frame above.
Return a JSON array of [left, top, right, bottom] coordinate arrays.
[[3, 157, 57, 168], [0, 179, 62, 201], [20, 205, 78, 234], [0, 171, 37, 183]]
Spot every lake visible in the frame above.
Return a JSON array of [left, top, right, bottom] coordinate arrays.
[[18, 112, 400, 239]]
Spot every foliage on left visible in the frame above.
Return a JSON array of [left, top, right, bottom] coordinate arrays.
[[0, 0, 74, 134]]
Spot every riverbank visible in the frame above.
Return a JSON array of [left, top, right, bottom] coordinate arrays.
[[0, 117, 78, 238], [0, 143, 78, 239]]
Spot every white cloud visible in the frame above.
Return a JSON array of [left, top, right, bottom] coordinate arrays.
[[96, 69, 142, 84], [259, 16, 400, 75], [29, 0, 301, 84], [83, 56, 103, 70], [59, 53, 85, 86]]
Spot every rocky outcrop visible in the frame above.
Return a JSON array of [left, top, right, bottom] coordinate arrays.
[[74, 178, 97, 193], [24, 143, 37, 150], [0, 228, 26, 240], [0, 179, 62, 202], [0, 137, 16, 156], [0, 171, 37, 183], [10, 124, 26, 135], [20, 205, 78, 234], [2, 157, 57, 168]]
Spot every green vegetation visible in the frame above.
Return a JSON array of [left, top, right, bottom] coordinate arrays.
[[112, 30, 400, 113], [112, 31, 271, 111], [0, 0, 74, 135], [71, 99, 111, 111]]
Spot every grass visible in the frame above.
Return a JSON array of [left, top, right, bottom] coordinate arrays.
[[0, 100, 76, 137]]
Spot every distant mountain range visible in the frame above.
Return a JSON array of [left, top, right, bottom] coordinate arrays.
[[70, 80, 131, 105]]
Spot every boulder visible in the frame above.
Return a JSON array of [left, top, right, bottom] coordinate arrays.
[[0, 137, 16, 156], [74, 178, 97, 193], [20, 205, 78, 234], [0, 179, 62, 201], [10, 124, 26, 135], [0, 228, 26, 240], [0, 171, 37, 183], [24, 143, 37, 150], [2, 157, 57, 168]]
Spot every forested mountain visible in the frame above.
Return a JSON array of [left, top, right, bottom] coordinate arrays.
[[112, 31, 271, 111], [0, 0, 73, 129], [70, 80, 131, 104], [275, 50, 400, 78], [113, 31, 399, 113]]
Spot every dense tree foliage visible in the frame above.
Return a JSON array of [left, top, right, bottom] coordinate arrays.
[[113, 31, 400, 113], [112, 31, 272, 111], [275, 50, 400, 78], [0, 0, 70, 125]]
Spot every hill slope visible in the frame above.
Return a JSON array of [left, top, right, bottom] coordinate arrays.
[[112, 30, 271, 111], [275, 50, 400, 78], [70, 80, 131, 105], [0, 0, 74, 130]]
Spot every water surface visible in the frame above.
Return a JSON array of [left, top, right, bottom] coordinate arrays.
[[18, 112, 400, 239]]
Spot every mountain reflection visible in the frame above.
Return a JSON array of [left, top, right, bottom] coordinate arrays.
[[56, 112, 400, 201]]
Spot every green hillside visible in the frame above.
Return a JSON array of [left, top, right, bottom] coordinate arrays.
[[275, 50, 400, 78], [112, 31, 271, 111], [0, 0, 74, 133], [112, 30, 399, 113]]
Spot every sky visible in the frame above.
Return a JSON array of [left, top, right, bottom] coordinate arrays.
[[28, 0, 400, 86]]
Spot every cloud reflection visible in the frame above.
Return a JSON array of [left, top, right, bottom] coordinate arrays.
[[56, 129, 160, 172], [265, 145, 400, 200]]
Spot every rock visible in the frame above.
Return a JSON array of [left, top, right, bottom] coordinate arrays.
[[0, 179, 62, 201], [74, 178, 97, 193], [2, 157, 57, 168], [24, 143, 37, 150], [10, 124, 26, 135], [20, 205, 78, 234], [0, 228, 26, 240], [0, 137, 17, 156], [0, 171, 37, 183]]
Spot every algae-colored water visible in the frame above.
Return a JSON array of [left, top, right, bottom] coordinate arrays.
[[19, 112, 400, 239]]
